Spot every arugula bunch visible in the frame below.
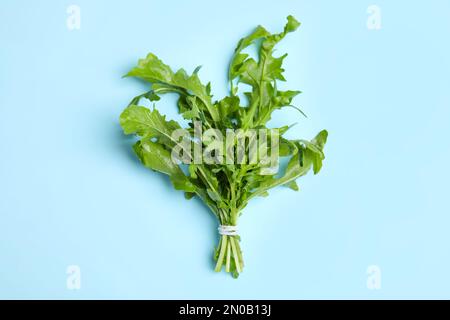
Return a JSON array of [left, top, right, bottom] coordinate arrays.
[[120, 16, 327, 278]]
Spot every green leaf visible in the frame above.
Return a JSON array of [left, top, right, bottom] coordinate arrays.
[[285, 180, 299, 191], [126, 53, 220, 123], [207, 189, 221, 202], [245, 129, 327, 202], [119, 105, 181, 148], [133, 140, 195, 192], [257, 149, 312, 191], [298, 130, 328, 174], [184, 192, 195, 200], [311, 129, 328, 151], [227, 16, 302, 127], [217, 96, 240, 127], [229, 26, 270, 81]]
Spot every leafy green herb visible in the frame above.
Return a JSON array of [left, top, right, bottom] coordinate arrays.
[[120, 16, 328, 278]]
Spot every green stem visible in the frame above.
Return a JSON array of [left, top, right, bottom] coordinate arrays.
[[225, 241, 231, 272], [213, 234, 244, 277], [235, 238, 244, 268], [229, 236, 242, 273], [214, 235, 228, 272]]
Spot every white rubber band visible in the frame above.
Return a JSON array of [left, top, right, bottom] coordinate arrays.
[[218, 225, 238, 236]]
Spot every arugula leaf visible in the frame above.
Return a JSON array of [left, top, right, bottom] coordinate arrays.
[[120, 105, 181, 146], [133, 140, 195, 192], [126, 54, 220, 124], [245, 130, 328, 203]]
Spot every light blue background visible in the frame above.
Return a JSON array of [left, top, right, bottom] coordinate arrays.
[[1, 0, 449, 299]]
